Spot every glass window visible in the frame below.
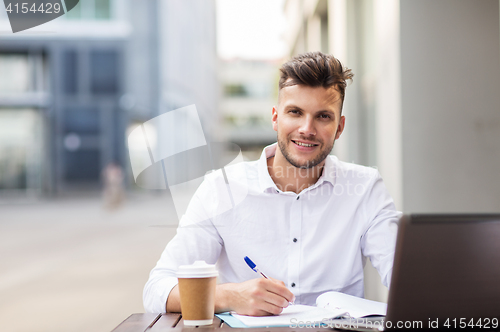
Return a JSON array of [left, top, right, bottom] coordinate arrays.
[[0, 52, 46, 193], [224, 84, 247, 97], [90, 50, 119, 95], [95, 0, 111, 19], [65, 0, 81, 19], [64, 0, 111, 20], [245, 82, 273, 99], [64, 106, 100, 134], [0, 109, 42, 190], [62, 50, 78, 94], [0, 54, 30, 93], [64, 150, 101, 180]]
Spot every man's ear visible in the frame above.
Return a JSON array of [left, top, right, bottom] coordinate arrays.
[[335, 115, 346, 139], [272, 106, 278, 132]]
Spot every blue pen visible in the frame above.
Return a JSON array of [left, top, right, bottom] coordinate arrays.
[[244, 256, 269, 279], [244, 256, 295, 304]]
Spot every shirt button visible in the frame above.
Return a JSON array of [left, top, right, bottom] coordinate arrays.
[[291, 282, 296, 287], [296, 196, 300, 200], [293, 238, 297, 243]]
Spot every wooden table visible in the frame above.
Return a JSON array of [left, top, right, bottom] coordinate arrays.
[[111, 313, 344, 331]]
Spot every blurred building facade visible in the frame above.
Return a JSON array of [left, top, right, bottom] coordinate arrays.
[[284, 0, 500, 213], [219, 59, 279, 158], [0, 0, 217, 197], [284, 0, 500, 300]]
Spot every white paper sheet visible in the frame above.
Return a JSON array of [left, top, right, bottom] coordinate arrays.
[[316, 291, 387, 318], [231, 304, 347, 327]]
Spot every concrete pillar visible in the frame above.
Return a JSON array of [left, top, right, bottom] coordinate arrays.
[[400, 0, 500, 213], [374, 0, 403, 210]]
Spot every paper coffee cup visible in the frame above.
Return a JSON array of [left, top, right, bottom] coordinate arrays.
[[176, 261, 218, 326]]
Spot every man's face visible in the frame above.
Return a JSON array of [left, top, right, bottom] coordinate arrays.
[[272, 84, 345, 169]]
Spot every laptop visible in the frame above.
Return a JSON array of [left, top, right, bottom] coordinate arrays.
[[328, 214, 500, 331]]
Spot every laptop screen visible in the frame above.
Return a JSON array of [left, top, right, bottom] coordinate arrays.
[[386, 214, 500, 329]]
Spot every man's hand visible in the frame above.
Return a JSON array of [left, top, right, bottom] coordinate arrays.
[[215, 278, 295, 316], [166, 278, 295, 316]]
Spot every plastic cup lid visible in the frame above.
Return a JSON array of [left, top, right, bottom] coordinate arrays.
[[176, 261, 219, 278]]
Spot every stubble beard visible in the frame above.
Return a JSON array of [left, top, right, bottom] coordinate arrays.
[[277, 135, 335, 169]]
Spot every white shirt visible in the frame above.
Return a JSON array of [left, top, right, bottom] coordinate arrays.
[[143, 143, 400, 313]]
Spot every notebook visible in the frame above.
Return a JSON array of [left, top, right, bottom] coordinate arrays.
[[216, 291, 386, 328]]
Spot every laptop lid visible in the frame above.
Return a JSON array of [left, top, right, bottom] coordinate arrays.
[[385, 214, 500, 329]]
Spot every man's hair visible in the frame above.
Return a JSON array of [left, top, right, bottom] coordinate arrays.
[[279, 52, 354, 104]]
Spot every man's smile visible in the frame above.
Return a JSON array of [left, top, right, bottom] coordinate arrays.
[[291, 139, 319, 150]]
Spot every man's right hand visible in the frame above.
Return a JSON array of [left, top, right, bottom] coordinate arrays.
[[166, 278, 295, 316], [215, 278, 295, 316]]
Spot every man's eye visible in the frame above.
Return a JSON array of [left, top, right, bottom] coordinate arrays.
[[289, 109, 300, 114], [319, 114, 331, 119]]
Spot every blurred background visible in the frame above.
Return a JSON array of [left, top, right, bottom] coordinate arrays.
[[1, 0, 499, 331]]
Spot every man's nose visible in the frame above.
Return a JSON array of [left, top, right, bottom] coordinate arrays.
[[298, 116, 316, 136]]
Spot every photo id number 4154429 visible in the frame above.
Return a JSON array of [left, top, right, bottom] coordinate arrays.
[[443, 318, 498, 329], [5, 2, 61, 14]]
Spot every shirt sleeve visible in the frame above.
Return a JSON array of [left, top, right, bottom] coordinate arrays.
[[359, 171, 401, 289], [143, 176, 223, 313]]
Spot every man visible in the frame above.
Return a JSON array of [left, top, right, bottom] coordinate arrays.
[[143, 52, 400, 316]]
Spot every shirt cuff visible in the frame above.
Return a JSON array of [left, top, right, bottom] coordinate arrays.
[[144, 276, 178, 313]]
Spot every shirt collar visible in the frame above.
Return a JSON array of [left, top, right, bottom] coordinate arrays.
[[257, 143, 337, 193], [319, 153, 336, 186], [257, 143, 279, 192]]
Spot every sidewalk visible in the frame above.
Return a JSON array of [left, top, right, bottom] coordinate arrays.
[[0, 192, 179, 332]]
